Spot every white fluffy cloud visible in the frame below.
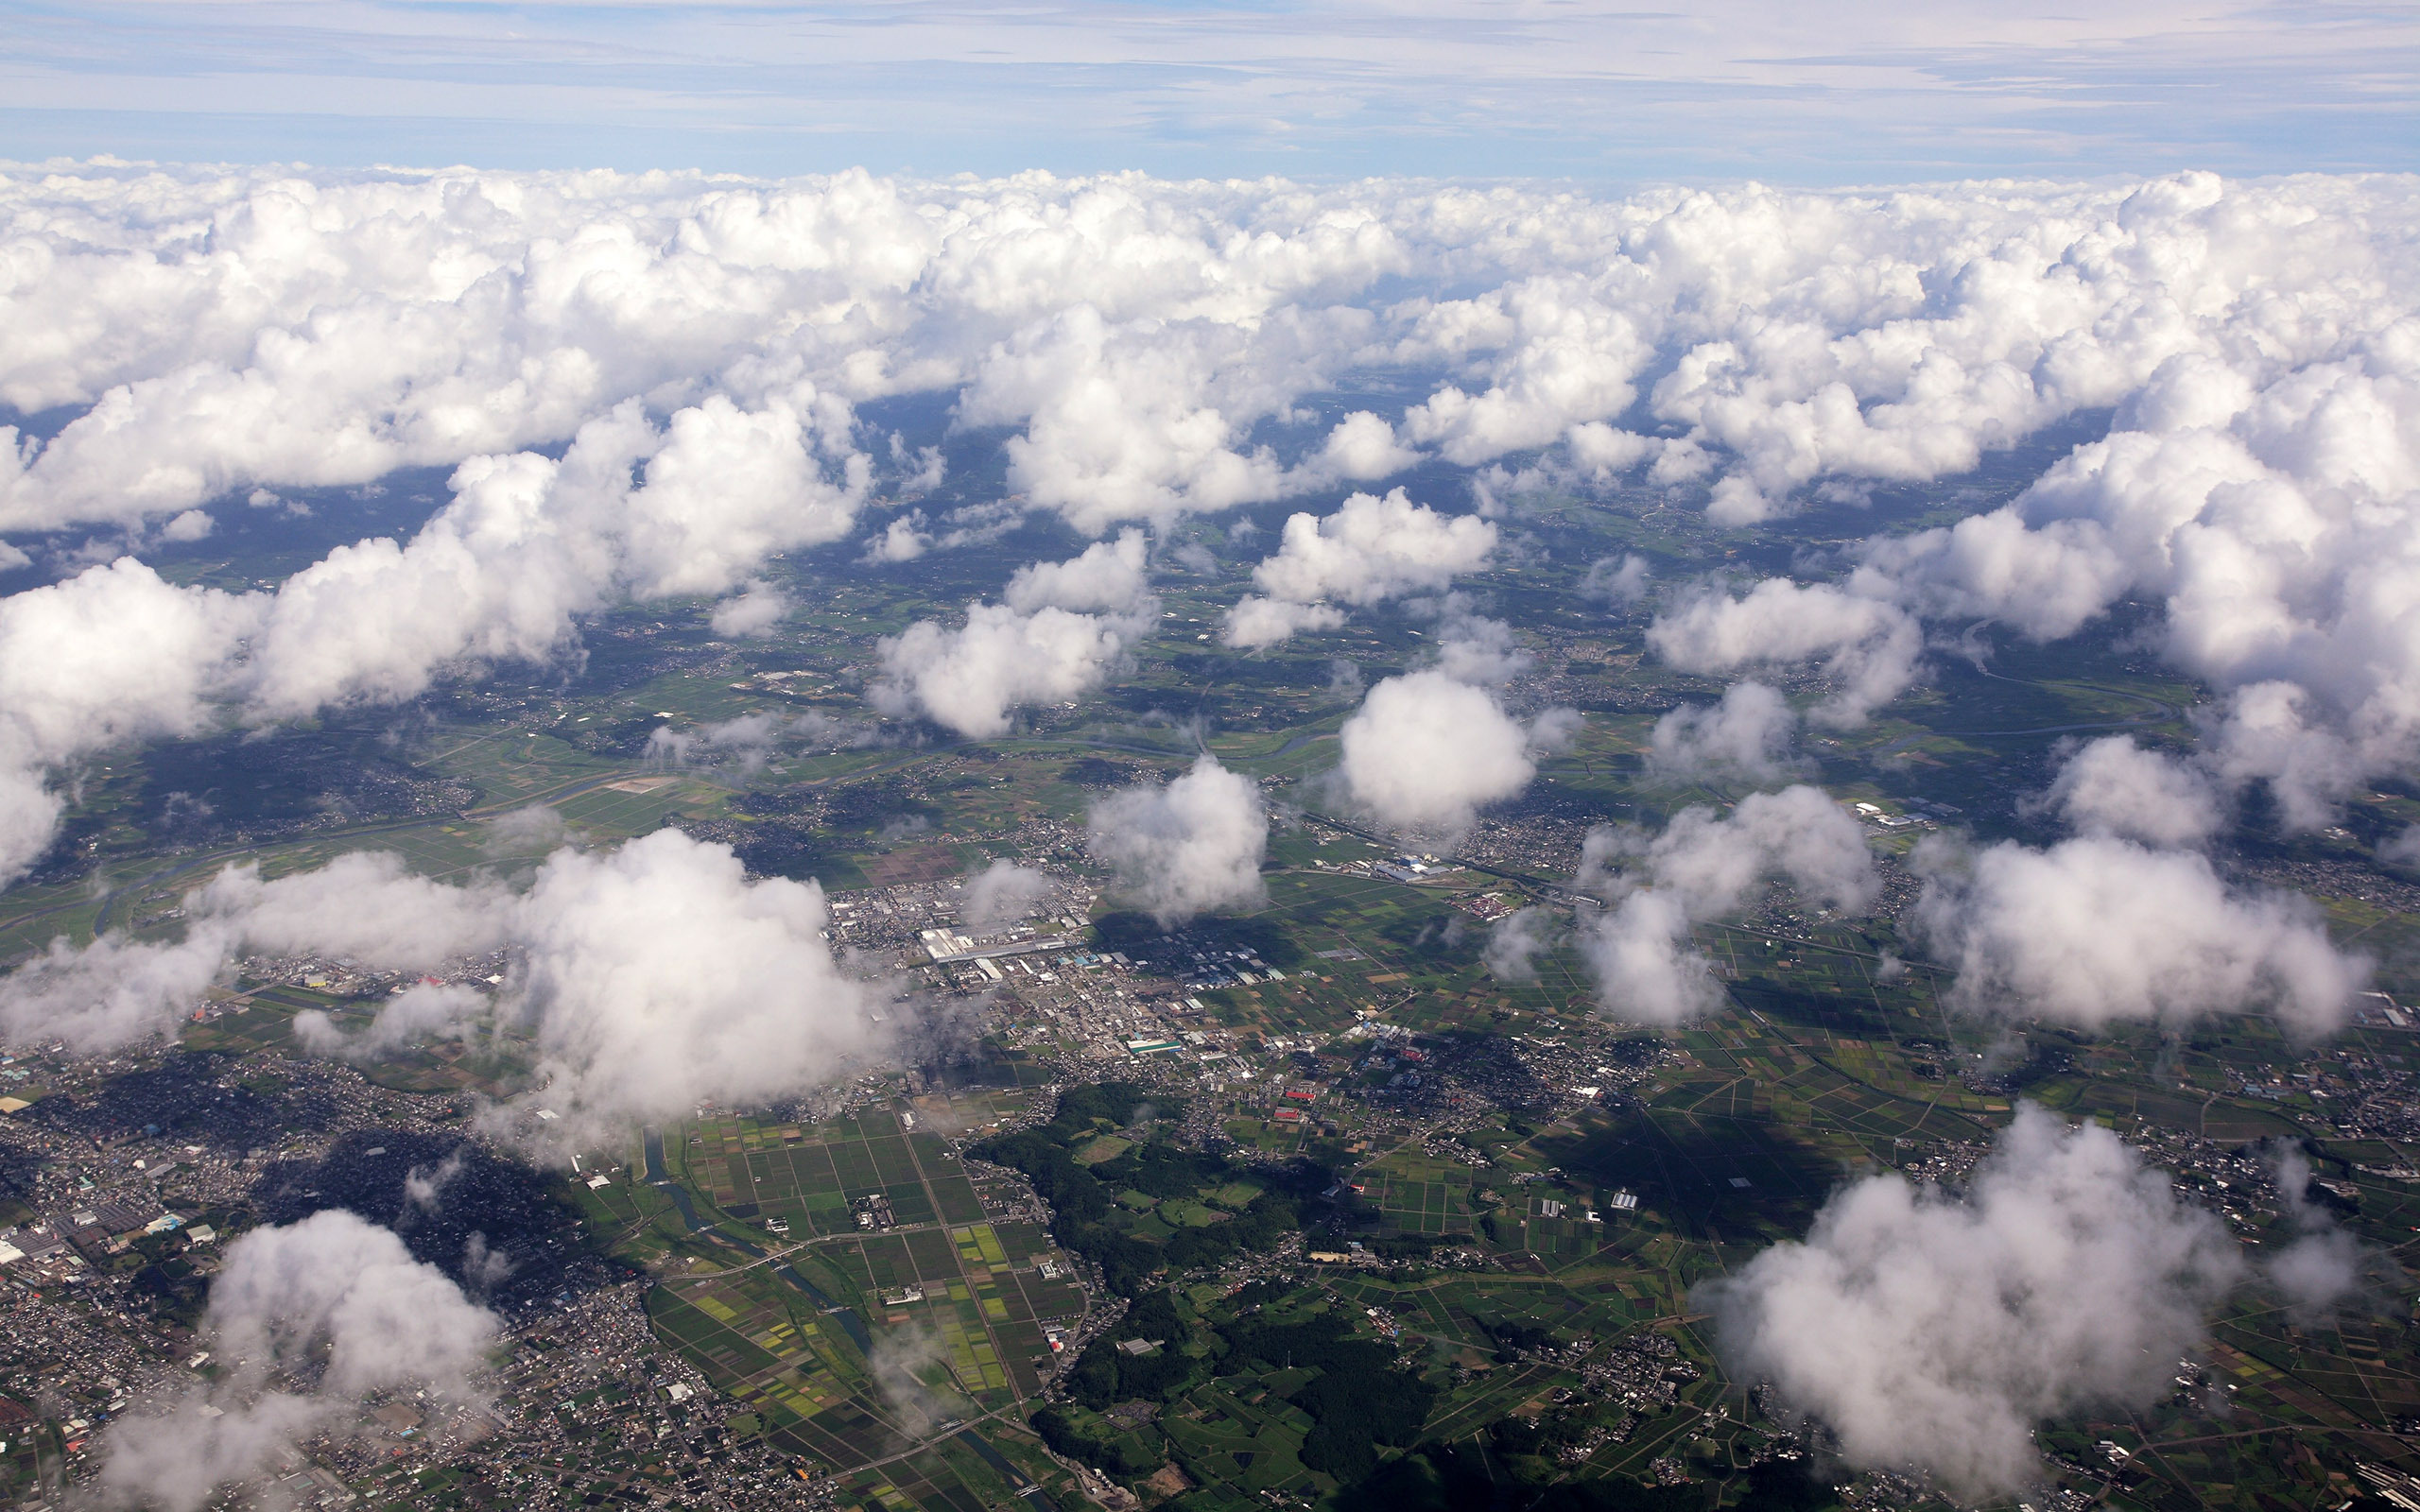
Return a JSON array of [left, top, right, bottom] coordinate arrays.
[[1705, 1105, 2241, 1500], [1, 832, 894, 1146], [2030, 735, 2221, 846], [1222, 489, 1496, 647], [1086, 756, 1268, 925], [0, 558, 262, 884], [0, 851, 509, 1051], [1003, 528, 1153, 615], [9, 166, 2420, 883], [505, 829, 893, 1145], [0, 387, 872, 885], [1647, 579, 1922, 727], [710, 579, 793, 638], [101, 1210, 497, 1512], [873, 535, 1158, 737], [1336, 669, 1561, 836], [1647, 680, 1801, 785], [1575, 785, 1875, 1025], [1911, 834, 2365, 1035], [875, 602, 1138, 738]]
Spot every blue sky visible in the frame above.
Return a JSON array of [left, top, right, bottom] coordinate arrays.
[[3, 0, 2417, 182]]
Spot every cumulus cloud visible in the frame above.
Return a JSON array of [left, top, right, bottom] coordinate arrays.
[[2380, 825, 2420, 869], [1222, 489, 1495, 647], [647, 713, 787, 774], [1704, 1105, 2241, 1500], [710, 579, 792, 638], [873, 536, 1158, 737], [1482, 906, 1553, 981], [2264, 1145, 2367, 1320], [0, 558, 262, 885], [1003, 528, 1152, 614], [1648, 579, 1921, 727], [1574, 785, 1875, 1025], [502, 829, 895, 1145], [959, 859, 1053, 932], [1647, 681, 1801, 785], [0, 851, 509, 1051], [1222, 596, 1346, 648], [100, 1210, 497, 1512], [10, 167, 2420, 885], [0, 389, 872, 882], [865, 513, 932, 562], [294, 982, 488, 1062], [1086, 757, 1268, 926], [1910, 835, 2365, 1036], [866, 1324, 973, 1440], [1308, 411, 1421, 482], [2026, 736, 2221, 846], [1336, 670, 1558, 836], [484, 803, 569, 856], [1580, 553, 1651, 606], [2, 833, 895, 1147], [873, 601, 1139, 737]]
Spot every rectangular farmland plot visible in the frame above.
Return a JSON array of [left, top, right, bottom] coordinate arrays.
[[929, 1174, 986, 1225], [868, 1136, 922, 1183], [906, 1227, 960, 1278]]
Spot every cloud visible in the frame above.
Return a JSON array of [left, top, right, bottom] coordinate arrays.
[[1910, 834, 2365, 1036], [1223, 596, 1348, 647], [0, 851, 509, 1051], [1336, 669, 1552, 836], [1086, 756, 1268, 926], [2026, 736, 2221, 846], [1307, 411, 1421, 482], [710, 579, 792, 638], [0, 558, 262, 885], [647, 713, 786, 774], [484, 803, 569, 856], [1482, 906, 1553, 981], [502, 828, 897, 1146], [3, 833, 895, 1147], [9, 167, 2420, 886], [1573, 785, 1875, 1026], [959, 859, 1053, 932], [99, 1210, 497, 1512], [1703, 1105, 2241, 1501], [1004, 528, 1152, 614], [294, 982, 488, 1062], [1424, 610, 1534, 687], [2381, 825, 2420, 869], [1580, 553, 1651, 606], [866, 1323, 973, 1440], [1647, 579, 1922, 727], [873, 601, 1138, 738], [1223, 489, 1495, 647], [873, 535, 1160, 737], [2264, 1145, 2366, 1321], [1646, 680, 1801, 785], [866, 512, 932, 561]]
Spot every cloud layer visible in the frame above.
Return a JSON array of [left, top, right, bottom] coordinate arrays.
[[6, 168, 2420, 889]]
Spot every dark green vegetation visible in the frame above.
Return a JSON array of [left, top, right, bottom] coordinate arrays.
[[973, 1082, 1318, 1295]]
